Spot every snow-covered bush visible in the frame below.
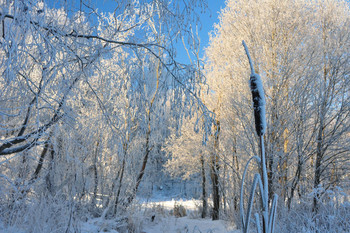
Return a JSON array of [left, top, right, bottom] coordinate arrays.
[[173, 202, 187, 218], [0, 192, 80, 233], [275, 188, 350, 233]]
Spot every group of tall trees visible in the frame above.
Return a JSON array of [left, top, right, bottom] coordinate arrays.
[[0, 0, 213, 230], [165, 0, 350, 223], [0, 0, 349, 231]]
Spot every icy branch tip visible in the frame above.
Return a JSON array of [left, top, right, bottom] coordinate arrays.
[[242, 40, 255, 75]]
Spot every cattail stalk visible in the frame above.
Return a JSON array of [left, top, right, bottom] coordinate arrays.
[[240, 41, 278, 233]]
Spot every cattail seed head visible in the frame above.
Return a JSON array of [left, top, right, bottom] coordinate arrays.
[[249, 73, 266, 136]]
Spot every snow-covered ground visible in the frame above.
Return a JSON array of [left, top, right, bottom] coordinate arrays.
[[142, 215, 238, 233], [0, 198, 239, 233], [141, 198, 203, 212], [80, 215, 238, 233], [141, 199, 239, 233], [79, 199, 240, 233]]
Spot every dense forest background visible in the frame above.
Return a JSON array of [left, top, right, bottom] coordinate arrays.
[[0, 0, 349, 232]]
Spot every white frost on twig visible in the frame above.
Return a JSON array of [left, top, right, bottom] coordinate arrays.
[[242, 40, 255, 74]]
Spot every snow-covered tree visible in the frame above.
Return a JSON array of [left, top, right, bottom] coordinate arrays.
[[204, 0, 350, 225], [0, 0, 212, 231]]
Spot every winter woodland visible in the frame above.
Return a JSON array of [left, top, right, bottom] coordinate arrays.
[[0, 0, 349, 232]]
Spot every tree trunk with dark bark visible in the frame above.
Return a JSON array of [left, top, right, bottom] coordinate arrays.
[[200, 152, 207, 218], [210, 120, 220, 220]]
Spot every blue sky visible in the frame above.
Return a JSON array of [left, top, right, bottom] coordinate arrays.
[[176, 0, 225, 63]]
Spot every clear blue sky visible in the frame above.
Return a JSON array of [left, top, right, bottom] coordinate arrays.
[[176, 0, 225, 63]]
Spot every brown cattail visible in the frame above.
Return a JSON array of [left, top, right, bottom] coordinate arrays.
[[249, 73, 266, 136], [242, 41, 266, 136]]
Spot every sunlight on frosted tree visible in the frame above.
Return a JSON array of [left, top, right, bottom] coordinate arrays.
[[205, 0, 350, 231]]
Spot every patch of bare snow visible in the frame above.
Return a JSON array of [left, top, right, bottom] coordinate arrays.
[[142, 199, 201, 211]]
